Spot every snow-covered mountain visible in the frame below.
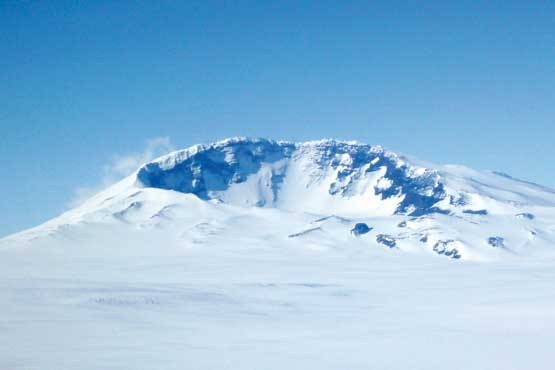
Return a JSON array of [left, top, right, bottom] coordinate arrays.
[[3, 137, 555, 370], [3, 137, 555, 261]]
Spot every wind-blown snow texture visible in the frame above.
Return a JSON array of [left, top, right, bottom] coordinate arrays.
[[2, 137, 555, 370]]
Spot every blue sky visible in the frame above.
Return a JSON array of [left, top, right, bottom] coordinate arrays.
[[1, 0, 554, 236]]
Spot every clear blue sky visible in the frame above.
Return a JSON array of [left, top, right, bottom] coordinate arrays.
[[1, 0, 554, 237]]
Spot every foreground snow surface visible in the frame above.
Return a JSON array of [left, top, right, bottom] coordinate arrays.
[[2, 219, 555, 370]]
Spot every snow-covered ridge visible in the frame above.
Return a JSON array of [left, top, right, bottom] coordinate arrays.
[[135, 137, 555, 215], [135, 137, 447, 216]]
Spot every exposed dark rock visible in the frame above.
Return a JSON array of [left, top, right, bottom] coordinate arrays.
[[463, 209, 488, 215], [488, 236, 505, 248], [376, 234, 396, 248], [433, 240, 461, 259], [516, 213, 535, 220], [288, 227, 322, 238], [137, 138, 449, 216], [449, 194, 469, 206], [351, 223, 372, 236]]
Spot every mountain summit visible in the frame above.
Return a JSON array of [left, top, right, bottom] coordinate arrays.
[[136, 137, 445, 216], [3, 137, 555, 261]]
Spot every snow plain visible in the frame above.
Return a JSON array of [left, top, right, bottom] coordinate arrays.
[[2, 200, 555, 370]]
